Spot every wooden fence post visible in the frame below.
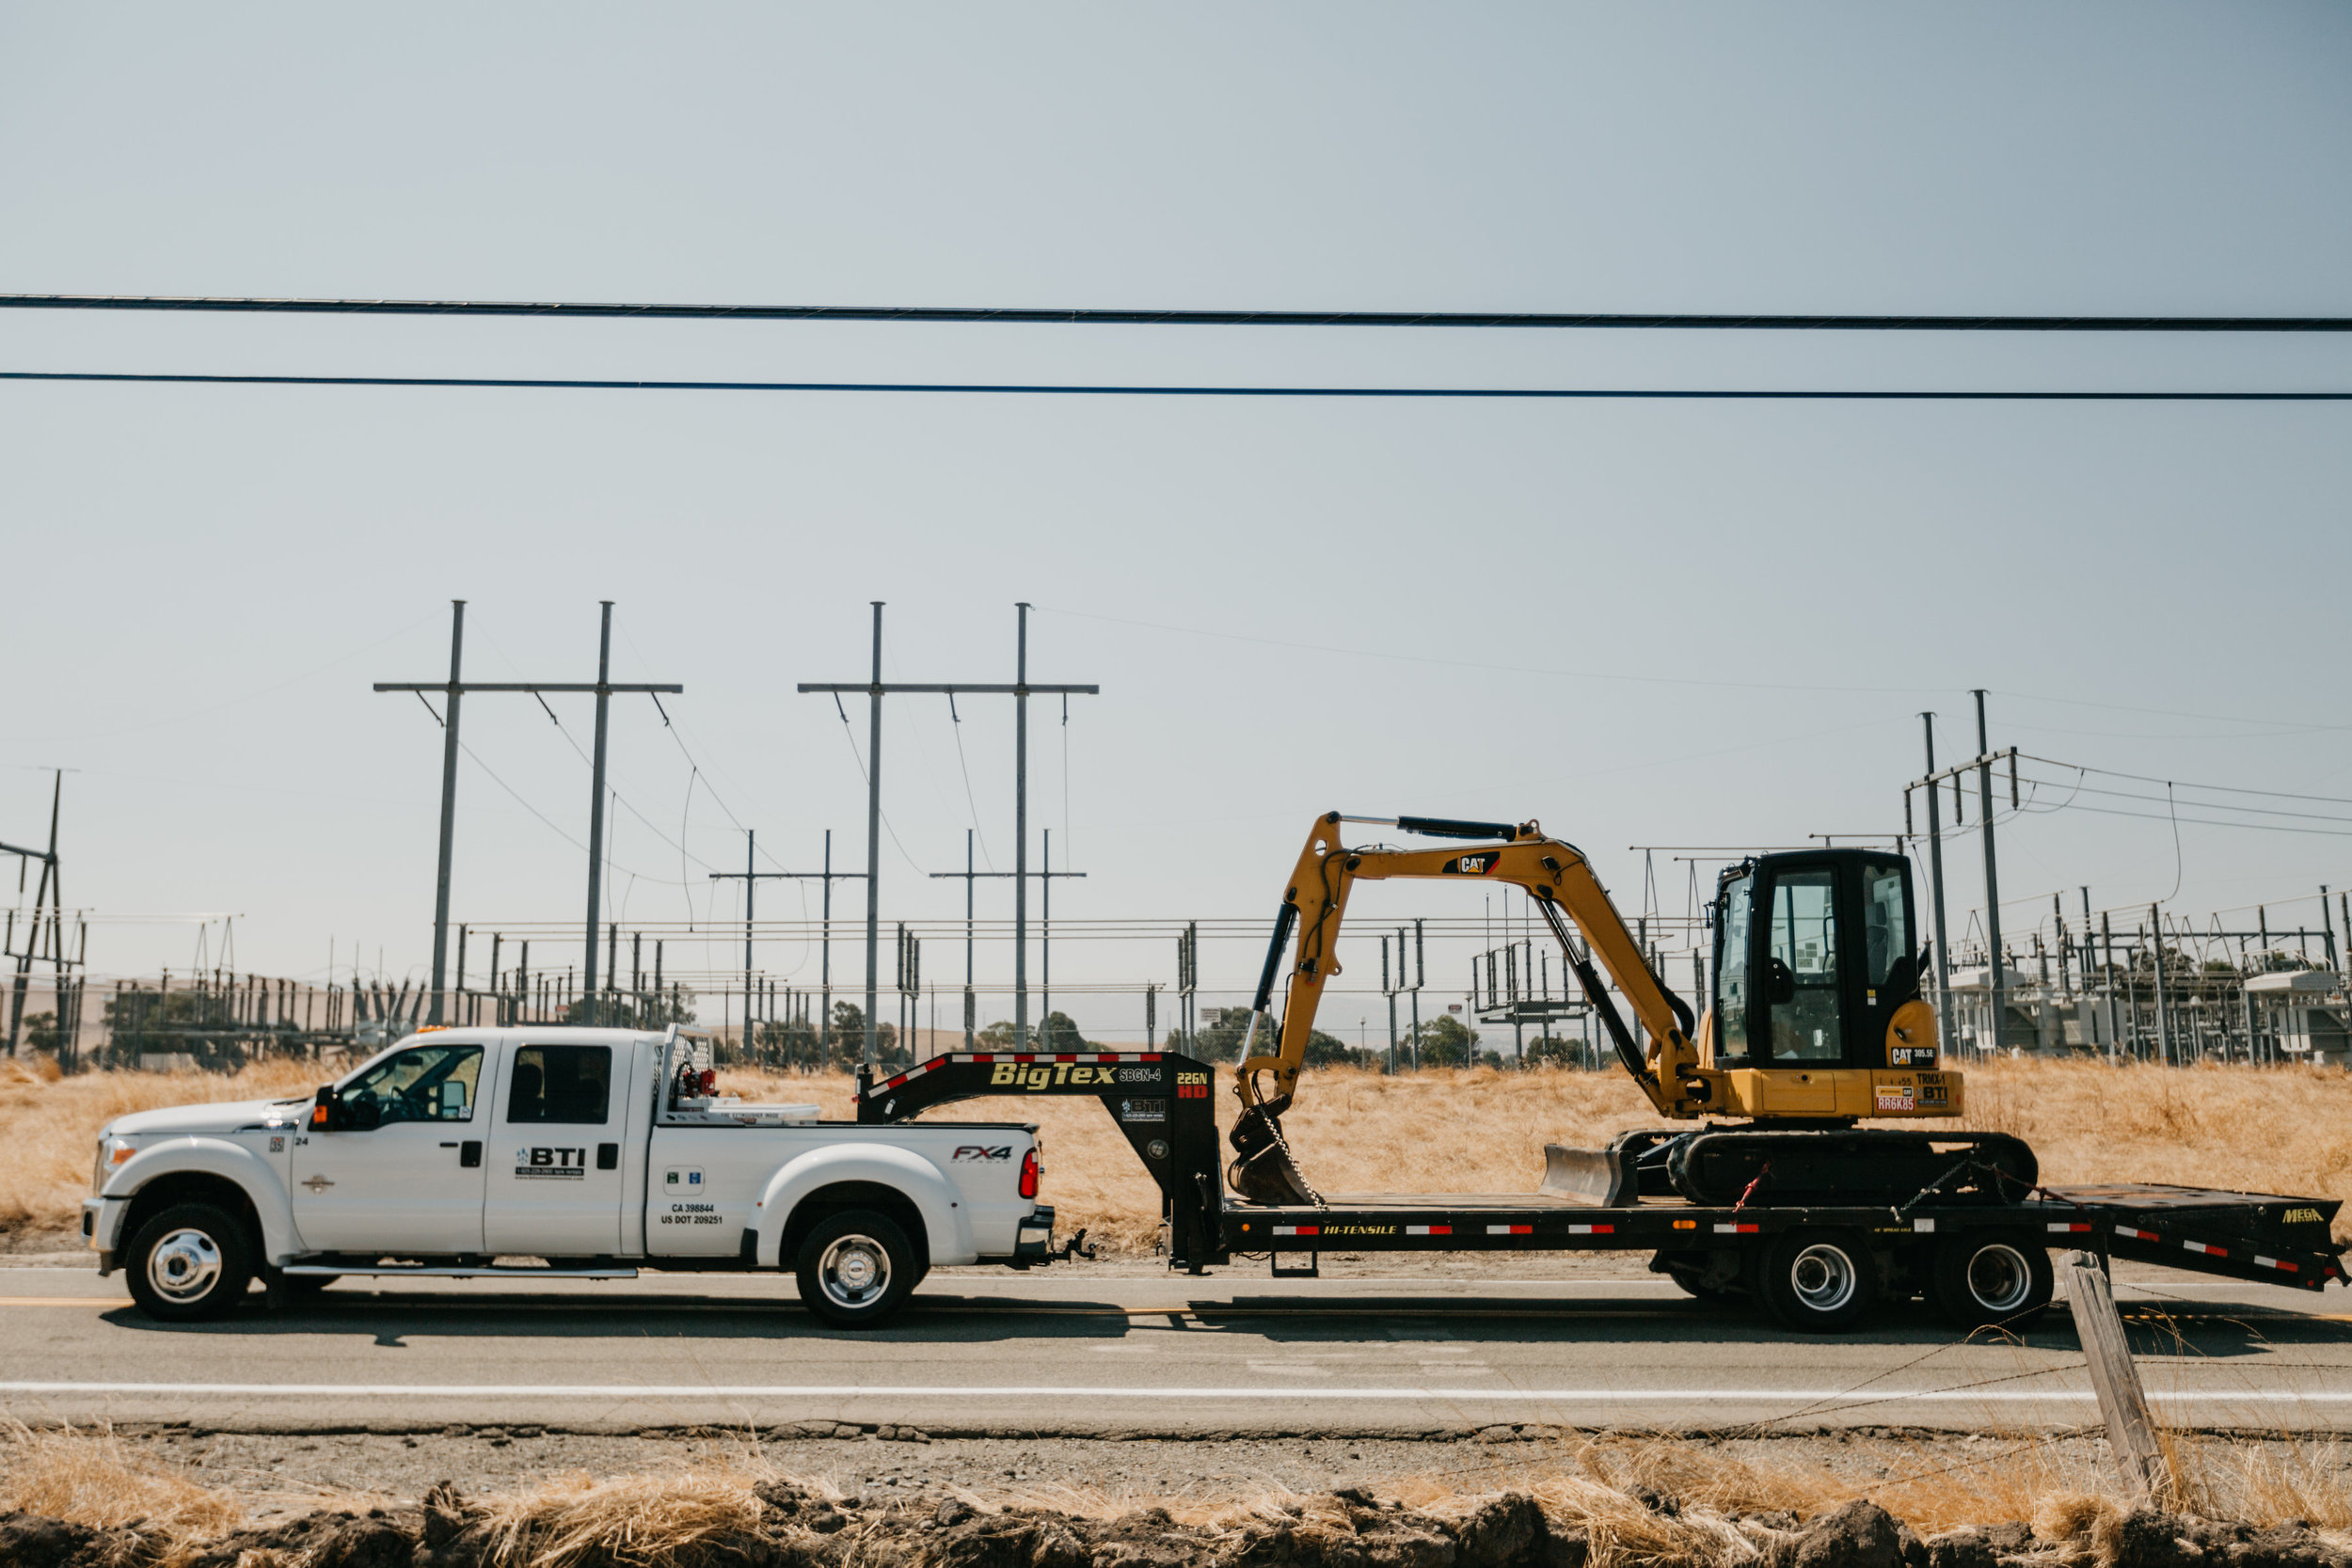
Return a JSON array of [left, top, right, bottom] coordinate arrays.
[[2058, 1249, 2168, 1505]]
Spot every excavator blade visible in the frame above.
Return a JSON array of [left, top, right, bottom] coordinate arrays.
[[1228, 1104, 1321, 1207], [1539, 1142, 1635, 1207]]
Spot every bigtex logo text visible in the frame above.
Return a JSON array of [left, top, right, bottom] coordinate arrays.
[[989, 1061, 1120, 1089]]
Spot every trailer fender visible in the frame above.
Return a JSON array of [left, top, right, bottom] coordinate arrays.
[[102, 1138, 301, 1262], [753, 1144, 974, 1269]]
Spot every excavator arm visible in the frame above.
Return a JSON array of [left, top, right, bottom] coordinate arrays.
[[1227, 812, 1705, 1202]]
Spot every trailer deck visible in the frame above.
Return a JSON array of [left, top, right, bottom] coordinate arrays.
[[855, 1051, 2346, 1322]]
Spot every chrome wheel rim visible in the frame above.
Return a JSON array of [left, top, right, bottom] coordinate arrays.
[[818, 1235, 891, 1309], [147, 1227, 223, 1303], [1789, 1243, 1858, 1313], [1966, 1243, 2034, 1312]]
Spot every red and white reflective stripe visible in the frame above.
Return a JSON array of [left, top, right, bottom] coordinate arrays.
[[945, 1052, 1159, 1066], [1273, 1225, 1319, 1238], [1487, 1225, 1534, 1235], [2116, 1225, 2158, 1242], [2048, 1222, 2094, 1234], [1405, 1225, 1452, 1236], [2256, 1255, 2299, 1273], [1566, 1224, 1614, 1235], [1715, 1223, 1761, 1234], [883, 1073, 908, 1089], [2184, 1240, 2228, 1258]]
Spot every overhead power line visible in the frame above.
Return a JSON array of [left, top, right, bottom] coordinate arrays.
[[4, 371, 2346, 401], [4, 293, 2349, 331]]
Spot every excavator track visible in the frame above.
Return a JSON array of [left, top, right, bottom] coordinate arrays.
[[1661, 1127, 2038, 1209]]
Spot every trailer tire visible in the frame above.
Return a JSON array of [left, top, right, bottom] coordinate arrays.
[[125, 1202, 255, 1322], [795, 1210, 916, 1328], [1752, 1229, 1875, 1333], [1931, 1232, 2053, 1330]]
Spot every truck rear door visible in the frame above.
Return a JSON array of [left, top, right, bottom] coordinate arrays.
[[484, 1037, 630, 1256]]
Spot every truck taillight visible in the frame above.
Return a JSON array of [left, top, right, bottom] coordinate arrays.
[[1019, 1146, 1041, 1199]]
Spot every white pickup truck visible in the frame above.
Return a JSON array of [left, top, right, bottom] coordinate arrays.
[[84, 1025, 1056, 1326]]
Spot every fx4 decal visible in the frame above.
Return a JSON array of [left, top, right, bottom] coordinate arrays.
[[953, 1145, 1014, 1162]]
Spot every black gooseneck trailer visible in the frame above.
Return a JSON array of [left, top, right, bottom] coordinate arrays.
[[856, 1050, 2346, 1331]]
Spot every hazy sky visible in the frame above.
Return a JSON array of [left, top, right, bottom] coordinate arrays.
[[3, 4, 2349, 1036]]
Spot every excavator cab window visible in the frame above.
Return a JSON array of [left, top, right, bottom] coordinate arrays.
[[1716, 850, 1922, 1072], [1714, 874, 1755, 1065], [1765, 867, 1844, 1063]]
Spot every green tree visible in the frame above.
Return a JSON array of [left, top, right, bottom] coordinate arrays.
[[20, 1012, 65, 1053], [1182, 1008, 1354, 1065], [1412, 1013, 1481, 1068]]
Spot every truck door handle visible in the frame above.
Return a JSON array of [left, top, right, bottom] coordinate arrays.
[[596, 1143, 619, 1171], [460, 1141, 483, 1168]]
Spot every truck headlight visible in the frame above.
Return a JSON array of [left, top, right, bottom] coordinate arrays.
[[92, 1138, 135, 1191]]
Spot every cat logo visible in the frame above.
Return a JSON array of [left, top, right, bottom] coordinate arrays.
[[1442, 852, 1501, 876]]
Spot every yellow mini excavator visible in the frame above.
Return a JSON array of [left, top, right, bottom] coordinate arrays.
[[1228, 812, 2035, 1211]]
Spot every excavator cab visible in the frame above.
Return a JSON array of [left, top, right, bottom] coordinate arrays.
[[1708, 848, 1931, 1079]]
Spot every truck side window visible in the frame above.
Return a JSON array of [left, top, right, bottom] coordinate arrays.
[[507, 1045, 612, 1125], [342, 1044, 482, 1127]]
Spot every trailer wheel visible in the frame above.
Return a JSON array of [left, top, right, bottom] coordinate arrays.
[[125, 1203, 255, 1322], [1753, 1229, 1875, 1332], [1931, 1232, 2053, 1330], [795, 1210, 916, 1328]]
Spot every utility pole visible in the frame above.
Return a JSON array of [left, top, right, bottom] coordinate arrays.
[[1918, 712, 1951, 1023], [2, 769, 69, 1056], [376, 600, 680, 1026], [930, 829, 1013, 1048], [708, 829, 798, 1062], [1037, 828, 1086, 1036], [799, 603, 1097, 1064], [1974, 690, 2005, 1055], [766, 830, 866, 1058], [2150, 902, 2174, 1065]]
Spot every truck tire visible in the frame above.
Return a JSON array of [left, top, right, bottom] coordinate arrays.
[[1752, 1229, 1875, 1333], [1931, 1232, 2053, 1330], [125, 1202, 255, 1322], [795, 1210, 916, 1328]]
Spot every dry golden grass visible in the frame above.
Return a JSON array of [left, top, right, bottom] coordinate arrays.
[[0, 1420, 244, 1548], [0, 1056, 320, 1246], [9, 1423, 2352, 1567], [12, 1053, 2352, 1253]]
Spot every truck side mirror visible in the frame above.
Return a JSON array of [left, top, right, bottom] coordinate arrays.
[[310, 1085, 341, 1131]]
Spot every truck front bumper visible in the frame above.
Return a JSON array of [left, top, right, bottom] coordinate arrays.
[[82, 1197, 120, 1274]]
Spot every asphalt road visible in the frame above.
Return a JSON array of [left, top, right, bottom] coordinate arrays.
[[3, 1259, 2347, 1435]]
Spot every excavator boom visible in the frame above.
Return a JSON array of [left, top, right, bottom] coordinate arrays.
[[1235, 813, 1705, 1117]]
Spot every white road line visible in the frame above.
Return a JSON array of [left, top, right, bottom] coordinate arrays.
[[3, 1381, 2349, 1404]]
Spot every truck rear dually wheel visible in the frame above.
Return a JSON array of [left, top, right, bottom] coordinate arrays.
[[1931, 1232, 2053, 1330], [795, 1210, 916, 1328], [126, 1202, 254, 1322], [1752, 1229, 1876, 1333]]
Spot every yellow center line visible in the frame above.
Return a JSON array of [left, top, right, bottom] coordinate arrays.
[[0, 1297, 129, 1307]]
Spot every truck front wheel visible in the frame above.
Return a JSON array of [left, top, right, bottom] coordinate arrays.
[[125, 1202, 255, 1322], [795, 1210, 916, 1328]]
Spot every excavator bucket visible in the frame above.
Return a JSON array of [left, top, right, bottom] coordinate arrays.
[[1539, 1142, 1634, 1208], [1229, 1104, 1321, 1207]]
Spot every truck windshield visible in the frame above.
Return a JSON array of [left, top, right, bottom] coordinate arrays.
[[344, 1043, 483, 1125]]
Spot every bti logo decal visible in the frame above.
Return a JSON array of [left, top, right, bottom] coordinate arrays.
[[515, 1147, 587, 1180]]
